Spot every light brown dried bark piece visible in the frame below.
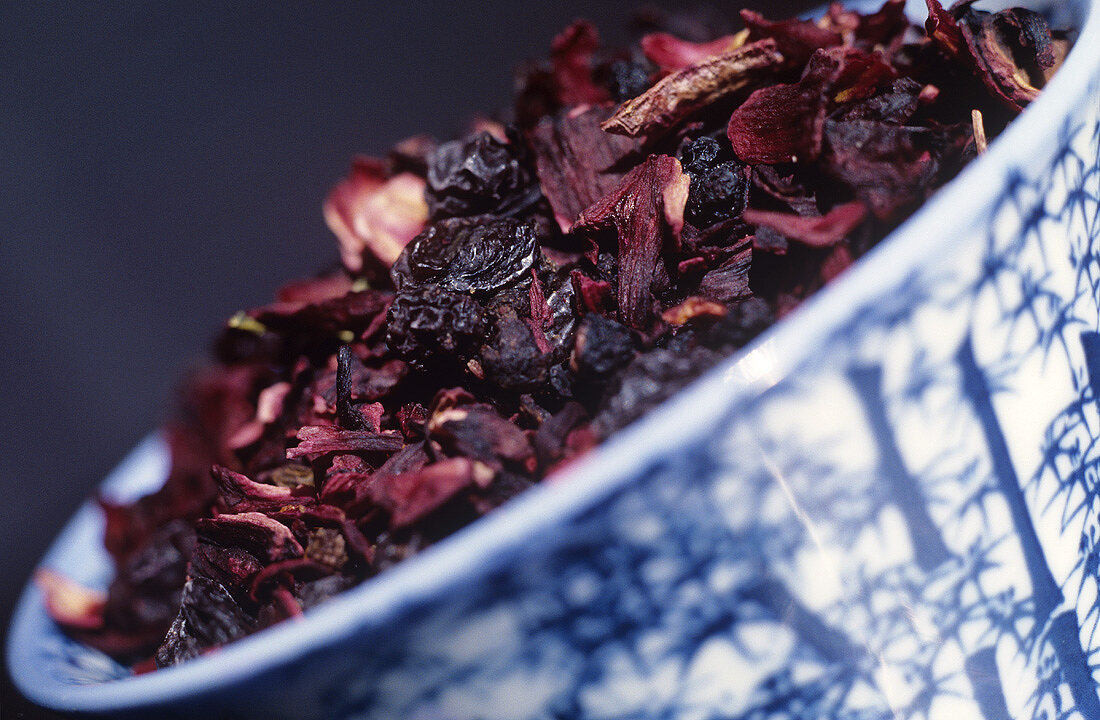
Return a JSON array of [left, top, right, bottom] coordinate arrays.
[[601, 39, 784, 139]]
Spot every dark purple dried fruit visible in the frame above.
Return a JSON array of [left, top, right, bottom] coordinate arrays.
[[570, 314, 637, 379], [605, 59, 653, 102], [386, 285, 489, 369], [392, 217, 539, 296], [426, 131, 542, 220], [680, 138, 750, 227]]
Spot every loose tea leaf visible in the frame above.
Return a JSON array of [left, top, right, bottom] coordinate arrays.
[[53, 0, 1070, 668]]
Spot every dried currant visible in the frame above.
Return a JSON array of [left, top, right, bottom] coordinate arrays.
[[392, 216, 540, 296], [426, 130, 542, 220], [386, 285, 489, 369]]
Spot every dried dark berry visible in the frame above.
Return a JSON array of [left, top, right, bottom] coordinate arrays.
[[154, 577, 255, 668], [392, 217, 540, 296], [478, 310, 549, 391], [606, 59, 653, 101], [426, 131, 541, 220], [680, 137, 748, 226], [594, 347, 719, 434], [705, 297, 774, 349], [386, 285, 489, 369], [571, 314, 637, 379], [680, 136, 722, 173]]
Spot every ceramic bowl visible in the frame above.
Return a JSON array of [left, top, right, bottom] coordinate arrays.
[[10, 0, 1100, 717]]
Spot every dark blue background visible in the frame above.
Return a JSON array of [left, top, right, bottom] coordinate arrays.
[[0, 2, 811, 715]]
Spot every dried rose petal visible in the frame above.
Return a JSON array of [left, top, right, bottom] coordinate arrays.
[[323, 158, 428, 270]]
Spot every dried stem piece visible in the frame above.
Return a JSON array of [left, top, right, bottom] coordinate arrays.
[[601, 39, 784, 138], [971, 109, 988, 154]]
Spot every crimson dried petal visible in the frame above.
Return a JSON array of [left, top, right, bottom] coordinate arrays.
[[287, 425, 404, 460], [550, 20, 608, 105], [739, 9, 844, 67], [601, 39, 784, 139], [569, 270, 613, 315], [696, 242, 753, 303], [212, 465, 295, 513], [726, 48, 844, 165], [822, 119, 958, 218], [196, 512, 304, 562], [369, 458, 493, 530], [528, 106, 644, 231], [226, 381, 292, 450], [249, 558, 332, 602], [323, 157, 428, 270], [641, 32, 744, 72], [429, 404, 533, 470], [743, 202, 867, 247], [190, 542, 263, 598], [573, 155, 690, 329]]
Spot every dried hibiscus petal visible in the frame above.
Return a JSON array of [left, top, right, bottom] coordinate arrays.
[[286, 426, 404, 460], [574, 155, 690, 329], [641, 32, 746, 72], [528, 106, 644, 232]]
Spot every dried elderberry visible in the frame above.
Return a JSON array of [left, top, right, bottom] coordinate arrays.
[[679, 136, 749, 226]]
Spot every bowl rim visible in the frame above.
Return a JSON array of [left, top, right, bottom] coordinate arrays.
[[11, 0, 1100, 711]]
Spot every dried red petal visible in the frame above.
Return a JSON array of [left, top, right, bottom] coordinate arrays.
[[574, 155, 690, 329], [601, 39, 784, 139], [743, 202, 866, 247], [369, 458, 493, 530], [550, 20, 608, 105], [212, 466, 296, 513], [641, 32, 744, 72], [196, 512, 304, 562], [529, 106, 643, 231], [286, 426, 404, 460], [740, 9, 844, 67], [323, 158, 428, 271], [726, 49, 840, 164]]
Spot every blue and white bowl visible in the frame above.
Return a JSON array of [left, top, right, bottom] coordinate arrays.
[[9, 1, 1100, 717]]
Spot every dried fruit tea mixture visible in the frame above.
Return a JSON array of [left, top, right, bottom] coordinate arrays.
[[39, 0, 1070, 669]]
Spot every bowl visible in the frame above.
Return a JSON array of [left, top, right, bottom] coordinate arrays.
[[10, 0, 1100, 717]]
